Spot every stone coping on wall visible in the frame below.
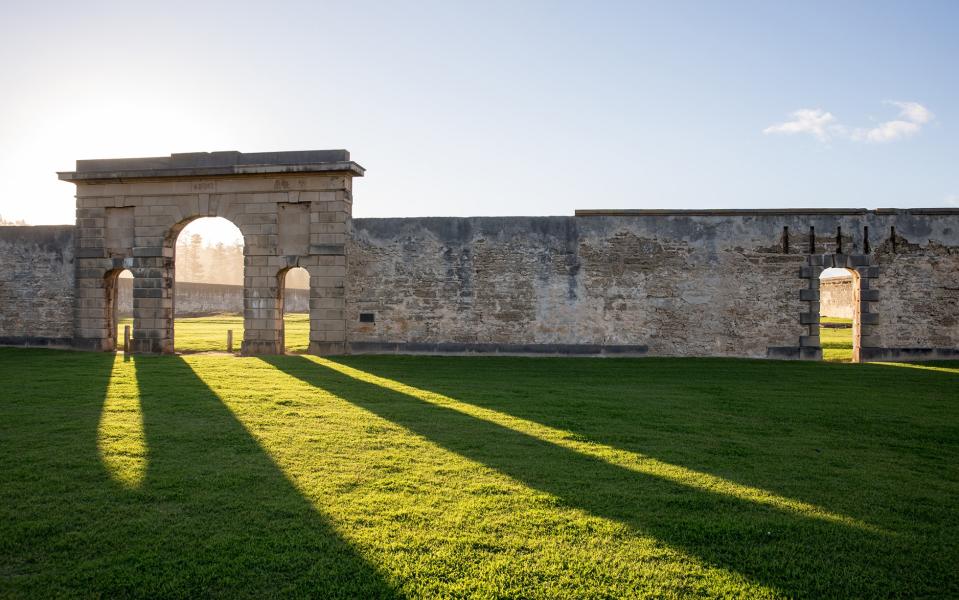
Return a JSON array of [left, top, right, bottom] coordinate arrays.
[[574, 208, 959, 217], [58, 150, 365, 182]]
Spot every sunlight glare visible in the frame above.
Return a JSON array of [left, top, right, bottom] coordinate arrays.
[[96, 354, 148, 488]]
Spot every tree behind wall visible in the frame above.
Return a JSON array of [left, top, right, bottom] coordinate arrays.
[[0, 214, 27, 225]]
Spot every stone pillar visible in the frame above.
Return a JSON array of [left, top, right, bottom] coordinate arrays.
[[129, 252, 174, 354], [241, 251, 284, 355], [855, 263, 882, 361], [307, 188, 351, 355]]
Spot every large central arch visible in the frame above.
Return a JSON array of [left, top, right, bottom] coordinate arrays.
[[60, 150, 363, 355]]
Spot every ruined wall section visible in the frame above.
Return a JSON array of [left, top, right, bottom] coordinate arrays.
[[872, 213, 959, 353], [0, 226, 75, 346], [576, 216, 806, 357], [347, 217, 598, 352], [348, 215, 808, 357]]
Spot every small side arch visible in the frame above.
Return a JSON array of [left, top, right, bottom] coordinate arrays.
[[104, 267, 133, 352]]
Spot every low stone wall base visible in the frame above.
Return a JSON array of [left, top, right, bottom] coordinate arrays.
[[860, 347, 959, 362], [767, 347, 822, 360], [0, 336, 74, 349], [348, 342, 649, 357]]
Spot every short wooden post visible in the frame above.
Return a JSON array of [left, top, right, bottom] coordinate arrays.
[[227, 329, 233, 353], [123, 325, 130, 354]]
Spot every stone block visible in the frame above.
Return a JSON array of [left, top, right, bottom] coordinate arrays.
[[133, 246, 165, 257], [309, 244, 346, 255]]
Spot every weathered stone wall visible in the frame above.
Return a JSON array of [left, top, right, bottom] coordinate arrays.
[[820, 277, 854, 319], [874, 230, 959, 352], [0, 226, 75, 346], [114, 279, 309, 316], [347, 215, 807, 357], [348, 210, 959, 360], [3, 148, 957, 362]]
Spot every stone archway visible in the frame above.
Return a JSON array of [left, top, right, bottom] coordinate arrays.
[[799, 253, 879, 363], [103, 267, 132, 352], [60, 150, 363, 355]]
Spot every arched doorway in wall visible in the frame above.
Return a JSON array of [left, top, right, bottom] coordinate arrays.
[[105, 268, 133, 352], [279, 267, 310, 353], [819, 267, 862, 362], [170, 217, 245, 352]]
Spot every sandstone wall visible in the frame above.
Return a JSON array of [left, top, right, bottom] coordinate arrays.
[[348, 211, 959, 360], [347, 215, 807, 357], [820, 277, 854, 319], [874, 228, 959, 351], [0, 226, 75, 346], [1, 209, 956, 361], [114, 279, 309, 316]]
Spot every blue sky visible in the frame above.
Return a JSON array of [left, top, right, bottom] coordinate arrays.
[[1, 0, 956, 240]]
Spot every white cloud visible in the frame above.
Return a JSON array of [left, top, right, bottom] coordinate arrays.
[[891, 101, 934, 124], [764, 101, 934, 144], [763, 109, 839, 141], [852, 119, 921, 142], [852, 101, 935, 143]]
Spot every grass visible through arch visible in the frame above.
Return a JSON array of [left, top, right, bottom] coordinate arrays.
[[118, 313, 310, 353], [1, 348, 957, 597], [821, 316, 854, 362]]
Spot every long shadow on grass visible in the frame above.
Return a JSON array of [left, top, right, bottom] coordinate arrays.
[[337, 356, 959, 532], [128, 355, 399, 598], [0, 349, 118, 595], [265, 355, 952, 598], [0, 349, 399, 598]]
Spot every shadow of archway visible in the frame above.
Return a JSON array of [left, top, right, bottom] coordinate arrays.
[[336, 355, 959, 531], [0, 349, 399, 598], [262, 355, 954, 598]]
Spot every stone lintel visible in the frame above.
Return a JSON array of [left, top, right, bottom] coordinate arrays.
[[58, 150, 365, 182]]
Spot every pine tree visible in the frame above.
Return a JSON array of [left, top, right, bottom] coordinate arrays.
[[189, 234, 204, 281]]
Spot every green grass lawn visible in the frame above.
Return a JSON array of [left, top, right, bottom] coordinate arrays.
[[820, 316, 854, 362], [1, 349, 957, 598], [118, 313, 310, 353]]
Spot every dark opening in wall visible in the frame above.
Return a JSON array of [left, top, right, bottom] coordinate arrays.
[[359, 313, 375, 323]]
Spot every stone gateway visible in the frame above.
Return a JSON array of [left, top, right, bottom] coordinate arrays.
[[0, 149, 956, 362]]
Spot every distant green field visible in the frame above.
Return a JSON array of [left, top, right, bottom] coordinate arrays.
[[1, 349, 957, 597], [118, 313, 310, 353], [820, 317, 853, 362]]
